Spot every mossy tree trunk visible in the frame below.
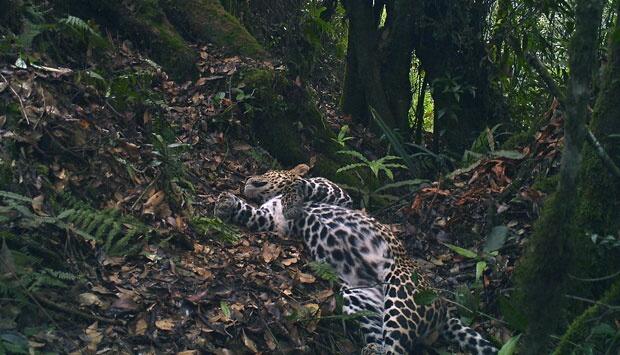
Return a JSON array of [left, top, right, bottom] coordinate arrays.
[[515, 1, 605, 353], [240, 69, 359, 186], [159, 0, 265, 58], [52, 0, 198, 81]]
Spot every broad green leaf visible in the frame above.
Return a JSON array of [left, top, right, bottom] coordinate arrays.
[[337, 150, 367, 162], [484, 225, 509, 253], [498, 334, 521, 355], [492, 150, 525, 160], [220, 301, 231, 319], [498, 296, 527, 332], [336, 163, 366, 174], [443, 243, 478, 259], [413, 289, 437, 305], [475, 261, 487, 281], [374, 179, 427, 193], [0, 191, 32, 203]]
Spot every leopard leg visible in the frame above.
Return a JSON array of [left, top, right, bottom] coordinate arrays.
[[441, 318, 497, 355], [342, 286, 384, 346], [214, 192, 276, 232]]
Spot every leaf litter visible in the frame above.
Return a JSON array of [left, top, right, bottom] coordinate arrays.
[[0, 31, 566, 355]]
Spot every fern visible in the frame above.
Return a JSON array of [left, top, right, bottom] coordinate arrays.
[[57, 15, 108, 49], [309, 261, 339, 283], [370, 106, 417, 173], [1, 191, 150, 256], [191, 217, 240, 244]]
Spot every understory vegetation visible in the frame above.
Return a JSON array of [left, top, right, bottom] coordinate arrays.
[[1, 0, 619, 354]]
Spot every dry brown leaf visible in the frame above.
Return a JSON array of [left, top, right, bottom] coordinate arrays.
[[85, 322, 102, 352], [264, 331, 277, 350], [242, 330, 258, 353], [281, 257, 298, 266], [143, 190, 165, 214], [261, 242, 281, 263], [111, 293, 139, 312], [134, 316, 148, 336], [78, 293, 106, 308], [177, 351, 199, 355], [32, 195, 48, 216], [155, 318, 175, 331], [297, 272, 316, 284]]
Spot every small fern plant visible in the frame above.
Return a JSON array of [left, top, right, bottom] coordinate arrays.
[[0, 191, 150, 256], [337, 150, 406, 180], [190, 216, 241, 244], [57, 15, 109, 50], [335, 151, 426, 209]]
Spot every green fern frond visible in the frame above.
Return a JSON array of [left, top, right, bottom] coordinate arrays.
[[309, 261, 339, 282], [336, 163, 366, 174]]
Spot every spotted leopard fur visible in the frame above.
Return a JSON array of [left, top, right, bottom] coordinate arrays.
[[214, 167, 497, 355], [244, 163, 353, 208]]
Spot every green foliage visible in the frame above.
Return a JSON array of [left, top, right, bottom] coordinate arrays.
[[498, 334, 521, 355], [413, 289, 437, 306], [331, 125, 353, 148], [0, 191, 150, 256], [371, 107, 452, 175], [308, 261, 339, 283], [336, 148, 427, 208], [337, 150, 405, 180], [190, 216, 240, 244], [462, 125, 525, 165], [151, 133, 195, 210], [57, 15, 108, 49]]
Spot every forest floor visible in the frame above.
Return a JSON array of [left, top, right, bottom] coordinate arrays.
[[0, 38, 562, 354]]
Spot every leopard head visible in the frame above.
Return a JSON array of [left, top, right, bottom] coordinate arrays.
[[243, 164, 309, 203]]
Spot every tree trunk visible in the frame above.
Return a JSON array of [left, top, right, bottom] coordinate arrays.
[[52, 0, 198, 81], [160, 0, 266, 58], [412, 0, 506, 154], [515, 1, 605, 353], [342, 0, 400, 130], [340, 0, 506, 154]]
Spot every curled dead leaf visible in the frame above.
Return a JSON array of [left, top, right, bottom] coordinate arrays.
[[32, 195, 48, 216], [85, 322, 102, 352], [143, 190, 165, 215], [297, 272, 316, 284], [78, 292, 106, 308], [281, 257, 298, 266], [262, 242, 281, 263], [134, 316, 148, 336], [242, 330, 258, 353], [155, 318, 175, 331]]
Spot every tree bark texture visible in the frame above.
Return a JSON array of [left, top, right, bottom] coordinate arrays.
[[516, 1, 605, 353], [341, 0, 507, 154]]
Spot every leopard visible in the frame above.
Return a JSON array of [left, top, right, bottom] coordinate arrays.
[[214, 166, 498, 355]]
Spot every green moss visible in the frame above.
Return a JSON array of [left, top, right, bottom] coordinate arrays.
[[532, 174, 559, 194], [240, 68, 361, 186], [160, 0, 266, 58], [552, 280, 620, 354]]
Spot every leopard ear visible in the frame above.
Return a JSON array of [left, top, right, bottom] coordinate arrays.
[[290, 164, 310, 177]]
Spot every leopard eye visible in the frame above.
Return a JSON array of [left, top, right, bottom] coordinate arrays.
[[251, 180, 268, 188]]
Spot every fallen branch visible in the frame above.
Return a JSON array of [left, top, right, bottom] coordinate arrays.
[[0, 73, 30, 124], [33, 293, 125, 325]]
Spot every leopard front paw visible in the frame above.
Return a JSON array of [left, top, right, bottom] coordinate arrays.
[[214, 192, 240, 221]]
